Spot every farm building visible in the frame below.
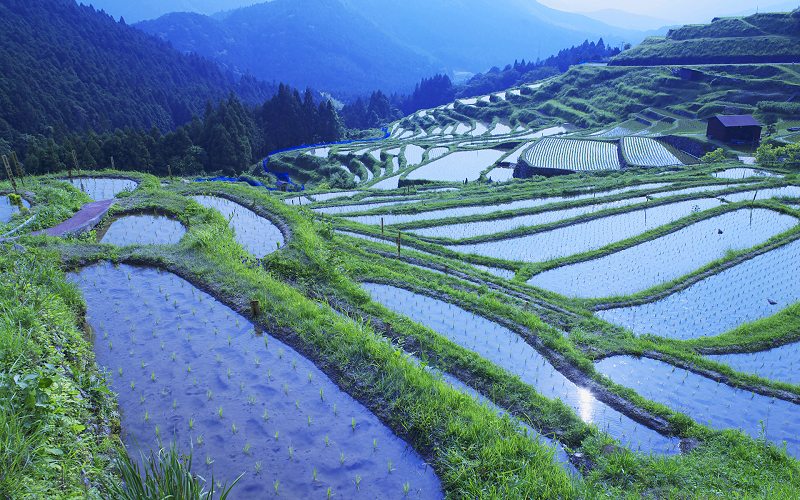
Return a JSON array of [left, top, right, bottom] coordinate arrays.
[[707, 115, 762, 145]]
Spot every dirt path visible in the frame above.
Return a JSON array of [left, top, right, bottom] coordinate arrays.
[[34, 199, 114, 237]]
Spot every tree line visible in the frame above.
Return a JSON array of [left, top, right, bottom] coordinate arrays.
[[11, 85, 342, 177]]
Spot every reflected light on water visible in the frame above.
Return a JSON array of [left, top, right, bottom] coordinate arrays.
[[577, 387, 596, 423]]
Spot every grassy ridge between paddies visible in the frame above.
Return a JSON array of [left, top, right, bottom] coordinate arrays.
[[328, 236, 800, 498], [51, 180, 578, 498], [11, 176, 800, 497], [0, 245, 118, 498]]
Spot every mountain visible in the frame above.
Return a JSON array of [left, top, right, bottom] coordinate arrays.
[[0, 0, 275, 140], [579, 9, 672, 31], [611, 10, 800, 66], [137, 0, 648, 95], [137, 0, 441, 95], [80, 0, 260, 23]]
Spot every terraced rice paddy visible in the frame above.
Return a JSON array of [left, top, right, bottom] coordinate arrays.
[[713, 168, 783, 179], [597, 237, 800, 339], [621, 137, 684, 167], [406, 150, 505, 183], [473, 265, 516, 280], [595, 356, 800, 457], [449, 197, 726, 263], [371, 175, 401, 190], [363, 284, 680, 454], [348, 183, 673, 227], [315, 199, 418, 215], [722, 186, 800, 202], [405, 145, 425, 167], [470, 123, 488, 137], [412, 197, 649, 240], [97, 215, 187, 246], [192, 196, 284, 257], [311, 191, 360, 202], [427, 148, 449, 161], [490, 123, 512, 136], [312, 148, 330, 158], [71, 263, 442, 499], [522, 138, 620, 172], [708, 344, 800, 386], [486, 168, 515, 182], [529, 209, 797, 298], [69, 177, 138, 201], [408, 355, 575, 473], [1, 195, 30, 223]]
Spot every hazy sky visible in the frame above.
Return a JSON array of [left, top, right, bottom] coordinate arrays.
[[538, 0, 798, 23]]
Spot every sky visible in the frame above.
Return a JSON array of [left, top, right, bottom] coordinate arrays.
[[538, 0, 799, 24]]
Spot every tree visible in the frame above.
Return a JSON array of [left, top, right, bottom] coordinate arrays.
[[701, 148, 727, 163]]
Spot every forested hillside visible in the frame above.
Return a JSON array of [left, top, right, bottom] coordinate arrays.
[[0, 0, 274, 142], [22, 86, 342, 178]]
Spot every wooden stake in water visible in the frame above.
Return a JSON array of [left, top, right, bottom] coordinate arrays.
[[381, 217, 384, 236], [251, 300, 261, 317], [396, 231, 401, 257], [2, 155, 17, 193], [10, 152, 24, 186]]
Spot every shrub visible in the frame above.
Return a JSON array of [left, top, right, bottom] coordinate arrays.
[[102, 445, 240, 500], [701, 148, 727, 163]]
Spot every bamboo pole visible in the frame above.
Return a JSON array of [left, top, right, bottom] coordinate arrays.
[[2, 155, 17, 193], [10, 152, 24, 186]]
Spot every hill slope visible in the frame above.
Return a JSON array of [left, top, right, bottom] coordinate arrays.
[[80, 0, 257, 23], [137, 0, 439, 95], [611, 10, 800, 66], [0, 0, 274, 139], [137, 0, 647, 95]]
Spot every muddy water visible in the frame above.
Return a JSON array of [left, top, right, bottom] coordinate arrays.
[[362, 283, 680, 454], [98, 215, 186, 246], [71, 264, 442, 499]]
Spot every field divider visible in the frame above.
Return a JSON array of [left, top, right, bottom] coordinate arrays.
[[592, 227, 800, 311], [350, 276, 680, 438]]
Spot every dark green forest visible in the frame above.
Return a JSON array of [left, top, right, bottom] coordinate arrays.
[[0, 0, 346, 177], [0, 0, 275, 138], [20, 86, 342, 177]]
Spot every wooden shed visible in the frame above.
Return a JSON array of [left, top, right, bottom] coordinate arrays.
[[706, 115, 762, 145]]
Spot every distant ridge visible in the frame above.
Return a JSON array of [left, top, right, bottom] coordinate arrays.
[[0, 0, 274, 137], [611, 10, 800, 66]]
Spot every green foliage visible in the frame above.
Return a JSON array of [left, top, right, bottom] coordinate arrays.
[[757, 142, 800, 168], [0, 245, 116, 497], [102, 445, 240, 500], [701, 148, 727, 163]]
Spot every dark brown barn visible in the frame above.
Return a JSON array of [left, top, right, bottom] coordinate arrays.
[[707, 115, 762, 145]]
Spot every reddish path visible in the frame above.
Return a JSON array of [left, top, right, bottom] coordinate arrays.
[[34, 199, 115, 237]]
